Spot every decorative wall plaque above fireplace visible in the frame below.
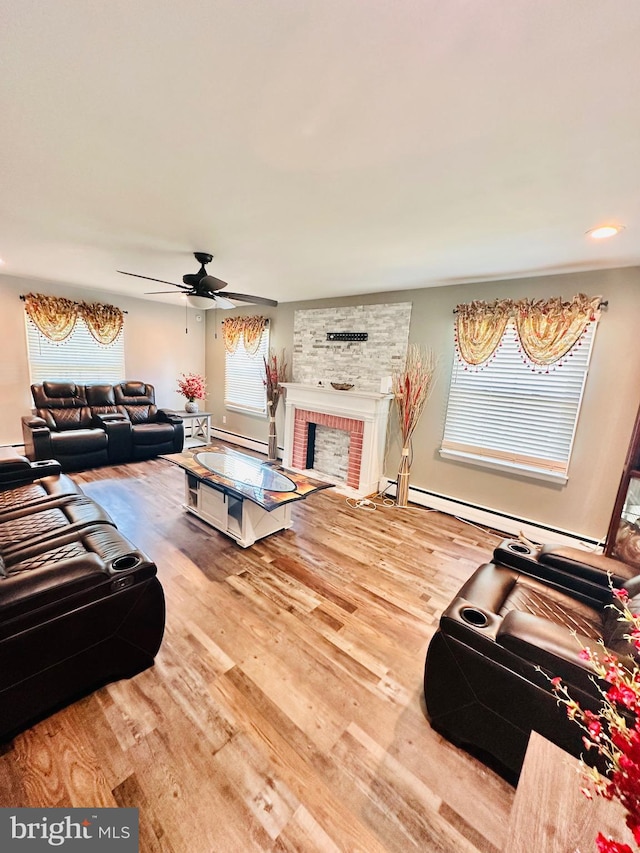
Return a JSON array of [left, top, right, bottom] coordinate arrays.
[[326, 331, 368, 341]]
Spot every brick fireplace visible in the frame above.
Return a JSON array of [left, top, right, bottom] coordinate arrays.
[[292, 409, 364, 489], [282, 384, 393, 497]]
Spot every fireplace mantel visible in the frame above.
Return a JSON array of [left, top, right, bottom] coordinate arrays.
[[281, 384, 393, 497]]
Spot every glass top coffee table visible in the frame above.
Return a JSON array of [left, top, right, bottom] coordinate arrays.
[[162, 444, 333, 547], [195, 451, 297, 493]]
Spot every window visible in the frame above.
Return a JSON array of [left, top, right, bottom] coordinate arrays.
[[440, 318, 598, 482], [25, 315, 125, 384], [224, 324, 269, 414]]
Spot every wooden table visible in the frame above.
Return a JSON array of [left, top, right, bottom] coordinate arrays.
[[179, 411, 212, 448], [503, 732, 629, 852]]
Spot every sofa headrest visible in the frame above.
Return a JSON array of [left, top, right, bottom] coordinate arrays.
[[32, 383, 87, 408], [114, 382, 155, 406], [85, 384, 116, 407]]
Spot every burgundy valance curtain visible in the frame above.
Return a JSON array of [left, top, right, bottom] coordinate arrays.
[[454, 293, 602, 368], [221, 316, 268, 355], [23, 292, 124, 345]]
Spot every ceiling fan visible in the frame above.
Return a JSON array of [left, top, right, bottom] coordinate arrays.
[[117, 252, 277, 310]]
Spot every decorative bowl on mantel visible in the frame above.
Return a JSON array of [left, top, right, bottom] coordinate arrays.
[[330, 382, 354, 391]]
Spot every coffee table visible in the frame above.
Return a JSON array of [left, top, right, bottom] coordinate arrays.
[[162, 444, 333, 547]]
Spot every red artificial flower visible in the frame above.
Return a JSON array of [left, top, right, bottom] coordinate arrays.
[[613, 588, 631, 603], [587, 718, 603, 740], [595, 832, 634, 853], [628, 817, 640, 845], [607, 684, 639, 711]]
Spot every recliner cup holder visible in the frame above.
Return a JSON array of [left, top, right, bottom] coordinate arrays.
[[112, 554, 141, 572], [507, 542, 532, 555], [460, 607, 489, 628]]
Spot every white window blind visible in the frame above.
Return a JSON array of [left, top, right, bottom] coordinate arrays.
[[224, 326, 269, 414], [440, 319, 597, 481], [25, 316, 126, 384]]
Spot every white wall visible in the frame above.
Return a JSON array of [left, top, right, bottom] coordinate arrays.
[[0, 274, 206, 445]]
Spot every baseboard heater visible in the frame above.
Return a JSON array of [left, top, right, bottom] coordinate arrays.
[[381, 477, 602, 551], [210, 426, 282, 458]]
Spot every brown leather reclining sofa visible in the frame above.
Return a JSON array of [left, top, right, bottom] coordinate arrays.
[[424, 538, 639, 781], [0, 448, 165, 741], [21, 381, 184, 471]]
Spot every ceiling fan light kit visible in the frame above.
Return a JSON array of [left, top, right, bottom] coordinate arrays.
[[187, 294, 217, 310], [117, 252, 277, 309]]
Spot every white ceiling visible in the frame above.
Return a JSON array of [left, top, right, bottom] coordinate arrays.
[[1, 0, 639, 306]]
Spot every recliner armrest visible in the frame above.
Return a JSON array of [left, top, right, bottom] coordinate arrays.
[[539, 545, 637, 583], [0, 450, 61, 486], [91, 414, 132, 464], [21, 415, 53, 463], [157, 409, 183, 425], [91, 412, 128, 426], [21, 415, 48, 431]]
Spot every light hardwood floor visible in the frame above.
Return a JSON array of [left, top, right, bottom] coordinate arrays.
[[0, 456, 515, 852]]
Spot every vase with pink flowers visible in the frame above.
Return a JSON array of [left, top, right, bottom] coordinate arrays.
[[176, 373, 207, 413]]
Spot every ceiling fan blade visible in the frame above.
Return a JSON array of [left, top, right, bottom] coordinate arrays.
[[199, 274, 228, 292], [117, 270, 189, 289], [144, 290, 185, 295], [224, 292, 278, 307], [212, 295, 238, 310]]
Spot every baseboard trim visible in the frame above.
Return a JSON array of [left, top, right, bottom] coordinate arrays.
[[210, 427, 281, 459], [380, 478, 603, 551]]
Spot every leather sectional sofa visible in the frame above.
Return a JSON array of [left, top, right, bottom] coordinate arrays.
[[0, 447, 165, 741], [21, 381, 184, 471], [424, 538, 639, 781]]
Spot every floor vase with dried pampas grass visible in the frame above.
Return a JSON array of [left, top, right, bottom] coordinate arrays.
[[263, 351, 289, 461], [392, 345, 437, 507]]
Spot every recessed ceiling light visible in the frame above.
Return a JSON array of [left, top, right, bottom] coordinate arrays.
[[587, 225, 625, 240]]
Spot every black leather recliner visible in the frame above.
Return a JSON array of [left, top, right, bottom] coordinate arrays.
[[0, 448, 165, 741], [113, 381, 184, 461], [22, 381, 183, 470], [424, 539, 640, 780], [23, 382, 110, 470]]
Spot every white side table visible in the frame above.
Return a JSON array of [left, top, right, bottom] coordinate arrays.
[[179, 411, 212, 449]]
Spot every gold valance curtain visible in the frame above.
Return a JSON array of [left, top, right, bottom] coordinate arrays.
[[79, 301, 124, 345], [455, 294, 601, 368], [455, 299, 514, 366], [515, 294, 601, 366], [23, 293, 78, 342], [24, 293, 124, 345], [221, 316, 268, 355]]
